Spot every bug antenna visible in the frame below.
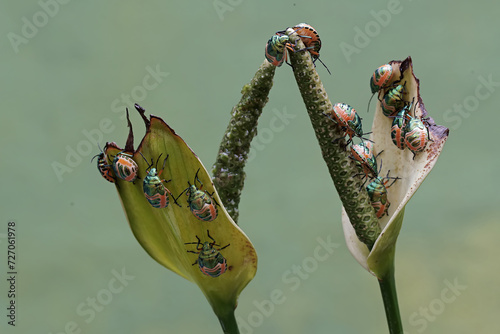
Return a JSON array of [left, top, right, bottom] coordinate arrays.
[[316, 57, 331, 75], [155, 153, 163, 170], [367, 93, 376, 113]]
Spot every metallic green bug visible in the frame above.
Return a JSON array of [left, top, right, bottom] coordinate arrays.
[[350, 141, 382, 180], [141, 153, 179, 209], [112, 151, 139, 182], [381, 84, 405, 117], [265, 33, 291, 67], [176, 169, 218, 222], [286, 23, 331, 74], [185, 230, 230, 278], [366, 171, 400, 218], [91, 146, 116, 183], [391, 102, 413, 150], [370, 64, 394, 94], [404, 116, 431, 160], [328, 103, 372, 145]]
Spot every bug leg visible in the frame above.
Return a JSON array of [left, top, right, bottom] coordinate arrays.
[[218, 243, 230, 251], [174, 186, 189, 204]]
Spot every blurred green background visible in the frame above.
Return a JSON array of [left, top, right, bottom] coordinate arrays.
[[1, 0, 499, 333]]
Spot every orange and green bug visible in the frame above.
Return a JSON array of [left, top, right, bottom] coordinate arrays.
[[366, 170, 400, 218], [381, 83, 406, 117], [91, 147, 115, 183], [370, 64, 394, 94], [327, 103, 371, 146], [185, 230, 229, 278], [350, 141, 382, 180], [141, 153, 179, 209], [176, 169, 218, 222], [390, 101, 413, 150], [286, 23, 331, 74], [265, 33, 291, 67], [367, 64, 396, 112], [404, 116, 431, 160], [112, 151, 139, 182]]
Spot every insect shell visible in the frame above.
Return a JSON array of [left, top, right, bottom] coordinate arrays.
[[391, 102, 413, 150], [328, 103, 370, 145], [112, 151, 139, 182], [91, 149, 115, 183], [185, 231, 230, 278], [265, 33, 291, 67], [177, 169, 218, 222], [141, 153, 178, 209], [370, 64, 394, 94], [404, 117, 431, 160], [381, 84, 406, 117], [366, 171, 399, 219], [288, 23, 321, 59], [350, 141, 380, 180], [282, 23, 331, 74]]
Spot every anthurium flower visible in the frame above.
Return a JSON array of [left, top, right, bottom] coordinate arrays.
[[342, 57, 449, 278], [104, 105, 257, 332]]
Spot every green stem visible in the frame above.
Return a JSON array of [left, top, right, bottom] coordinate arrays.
[[378, 259, 403, 334], [217, 309, 240, 334], [286, 29, 381, 249], [212, 60, 276, 223]]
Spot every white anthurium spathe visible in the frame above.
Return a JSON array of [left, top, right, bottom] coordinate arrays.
[[342, 57, 449, 279]]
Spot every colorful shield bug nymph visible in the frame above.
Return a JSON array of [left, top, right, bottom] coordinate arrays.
[[367, 63, 397, 113], [390, 101, 413, 150], [287, 23, 331, 74], [91, 146, 116, 183], [112, 151, 139, 182], [265, 33, 291, 67], [370, 64, 394, 94], [366, 170, 400, 218], [185, 230, 230, 278], [350, 141, 382, 180], [176, 169, 219, 222], [381, 84, 406, 117], [327, 103, 371, 145], [404, 116, 431, 160], [141, 153, 179, 209]]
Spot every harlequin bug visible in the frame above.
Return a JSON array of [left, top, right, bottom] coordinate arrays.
[[286, 23, 331, 74], [390, 100, 413, 150], [185, 230, 230, 278], [381, 83, 406, 117], [404, 116, 431, 160], [326, 103, 372, 146], [370, 64, 394, 94], [265, 33, 291, 67], [176, 169, 219, 222], [141, 153, 179, 209], [366, 170, 400, 218], [350, 141, 383, 180], [112, 151, 139, 182], [91, 145, 116, 183]]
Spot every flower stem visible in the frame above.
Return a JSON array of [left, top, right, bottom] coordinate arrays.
[[217, 309, 240, 334], [378, 258, 403, 334], [212, 60, 276, 223], [286, 29, 381, 249]]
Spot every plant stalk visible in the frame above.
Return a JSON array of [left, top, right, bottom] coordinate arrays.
[[212, 60, 276, 223], [378, 259, 403, 334], [217, 310, 240, 334], [286, 29, 381, 249]]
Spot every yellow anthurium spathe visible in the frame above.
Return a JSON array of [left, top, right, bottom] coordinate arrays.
[[342, 57, 449, 278], [104, 105, 257, 332]]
